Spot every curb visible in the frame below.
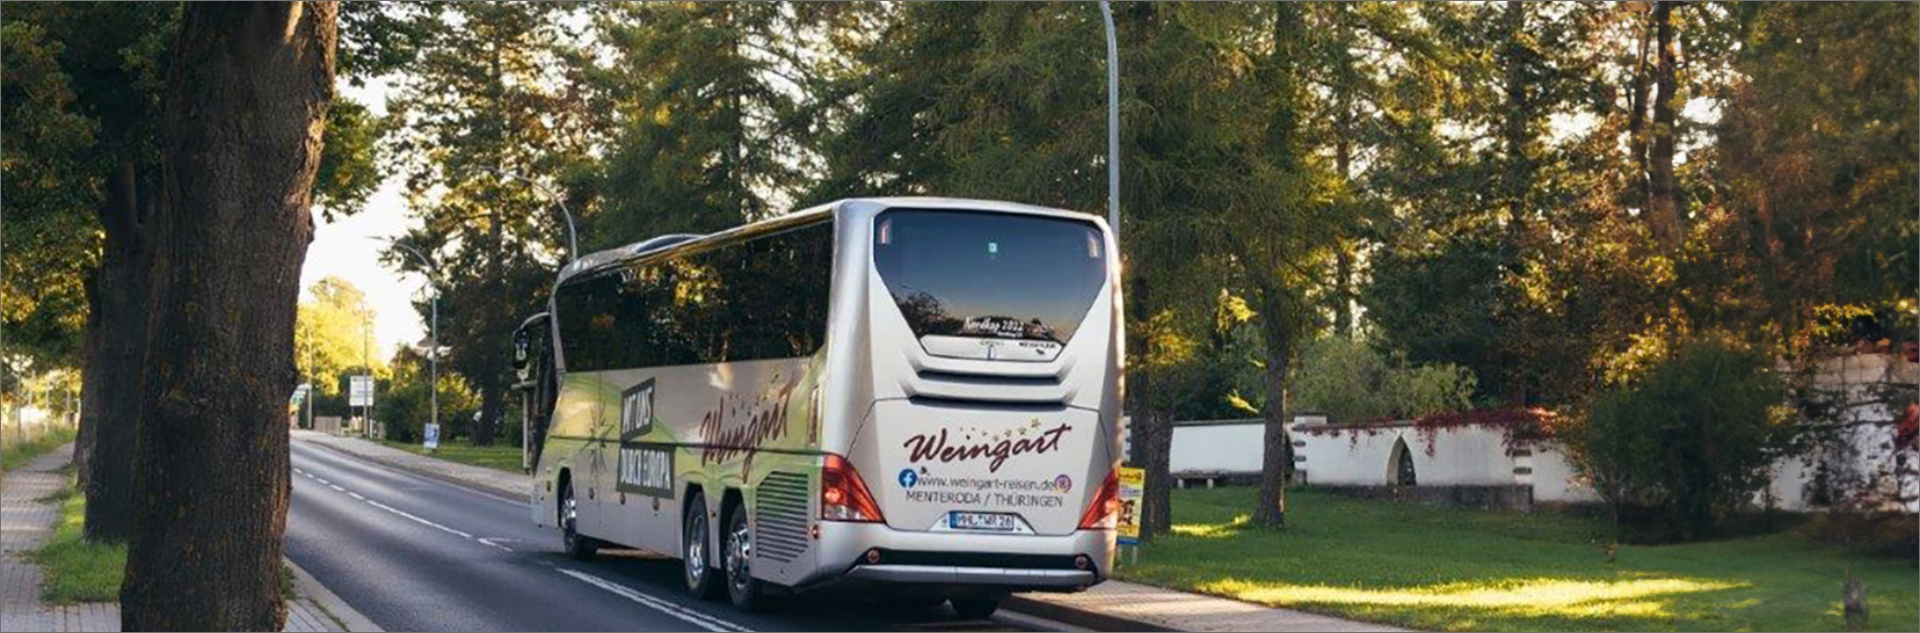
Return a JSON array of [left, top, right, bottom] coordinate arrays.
[[1002, 594, 1175, 632], [285, 558, 382, 632], [299, 438, 526, 502]]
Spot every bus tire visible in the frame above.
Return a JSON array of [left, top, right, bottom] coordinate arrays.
[[560, 480, 597, 560], [722, 506, 769, 611], [950, 597, 1002, 620], [683, 493, 723, 600]]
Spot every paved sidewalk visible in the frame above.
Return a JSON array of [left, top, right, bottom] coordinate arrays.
[[0, 444, 354, 632], [292, 430, 528, 499], [1009, 580, 1406, 632], [294, 431, 1403, 632]]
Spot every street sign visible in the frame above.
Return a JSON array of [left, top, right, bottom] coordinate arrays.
[[290, 383, 311, 406], [423, 423, 440, 450], [1116, 466, 1144, 546], [349, 375, 375, 407]]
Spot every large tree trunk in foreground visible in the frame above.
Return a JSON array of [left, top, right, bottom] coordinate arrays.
[[79, 162, 161, 543], [120, 4, 336, 631]]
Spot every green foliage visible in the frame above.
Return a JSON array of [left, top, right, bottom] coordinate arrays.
[[28, 479, 126, 604], [312, 97, 387, 218], [1572, 340, 1795, 540], [1122, 487, 1919, 632], [1290, 336, 1476, 423], [384, 2, 592, 444], [374, 346, 478, 444], [1695, 2, 1918, 353], [295, 276, 380, 408], [585, 2, 816, 244], [0, 3, 170, 372]]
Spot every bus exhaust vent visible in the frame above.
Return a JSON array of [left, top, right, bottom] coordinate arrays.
[[754, 471, 810, 564]]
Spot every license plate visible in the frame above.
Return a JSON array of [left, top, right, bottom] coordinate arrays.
[[949, 511, 1018, 532]]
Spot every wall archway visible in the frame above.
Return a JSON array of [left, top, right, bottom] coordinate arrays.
[[1387, 436, 1417, 487]]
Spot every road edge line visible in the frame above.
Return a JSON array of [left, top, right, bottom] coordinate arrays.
[[286, 557, 383, 633], [1002, 594, 1176, 632], [299, 438, 525, 502]]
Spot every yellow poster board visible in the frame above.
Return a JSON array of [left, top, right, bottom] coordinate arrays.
[[1116, 466, 1144, 545]]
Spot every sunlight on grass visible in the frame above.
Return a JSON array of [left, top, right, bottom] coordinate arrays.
[[1203, 576, 1743, 619], [1172, 515, 1250, 538], [1120, 487, 1919, 632]]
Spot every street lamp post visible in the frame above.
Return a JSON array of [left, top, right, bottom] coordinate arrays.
[[384, 240, 441, 449], [1099, 0, 1121, 241], [361, 313, 372, 439], [467, 167, 579, 264]]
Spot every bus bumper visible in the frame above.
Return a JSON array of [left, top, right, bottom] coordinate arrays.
[[844, 565, 1095, 588], [790, 522, 1113, 593]]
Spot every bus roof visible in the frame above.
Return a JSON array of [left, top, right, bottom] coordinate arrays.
[[553, 197, 1101, 286]]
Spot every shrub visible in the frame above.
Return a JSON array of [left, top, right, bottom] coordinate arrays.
[[1572, 339, 1795, 540], [1290, 336, 1476, 422]]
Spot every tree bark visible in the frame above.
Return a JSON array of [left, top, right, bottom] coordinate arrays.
[[1252, 294, 1295, 529], [1625, 2, 1654, 208], [121, 4, 336, 631], [79, 161, 160, 543], [1646, 1, 1681, 249], [1331, 5, 1357, 341], [1500, 0, 1532, 243], [1137, 408, 1174, 541]]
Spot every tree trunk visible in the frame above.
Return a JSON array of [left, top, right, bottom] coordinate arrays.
[[79, 162, 160, 543], [1500, 0, 1532, 243], [474, 365, 501, 446], [121, 4, 336, 631], [1138, 408, 1174, 541], [1252, 297, 1295, 529], [1331, 5, 1357, 341], [1646, 1, 1681, 249], [1625, 2, 1654, 208]]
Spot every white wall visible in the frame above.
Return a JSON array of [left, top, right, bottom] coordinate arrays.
[[1129, 350, 1915, 512], [1169, 423, 1265, 475]]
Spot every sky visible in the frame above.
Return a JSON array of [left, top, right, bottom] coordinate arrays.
[[299, 77, 423, 360]]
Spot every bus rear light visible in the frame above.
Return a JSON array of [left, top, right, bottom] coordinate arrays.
[[1078, 470, 1120, 530], [821, 454, 885, 523]]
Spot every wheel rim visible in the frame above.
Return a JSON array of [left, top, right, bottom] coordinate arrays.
[[687, 512, 708, 583], [562, 487, 579, 546], [726, 517, 752, 591]]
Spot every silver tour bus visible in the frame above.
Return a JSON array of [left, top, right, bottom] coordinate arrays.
[[513, 197, 1124, 617]]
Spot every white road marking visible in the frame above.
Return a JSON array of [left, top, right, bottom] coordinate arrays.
[[364, 499, 475, 539], [315, 477, 331, 485], [476, 537, 515, 552], [347, 492, 365, 501], [328, 484, 346, 492], [556, 568, 749, 632]]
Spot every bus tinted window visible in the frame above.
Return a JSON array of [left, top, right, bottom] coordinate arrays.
[[557, 221, 832, 372], [873, 210, 1105, 345]]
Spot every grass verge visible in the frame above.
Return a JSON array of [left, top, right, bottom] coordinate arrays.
[[1118, 487, 1918, 632], [27, 478, 125, 604], [2, 426, 77, 472], [379, 438, 523, 473], [27, 478, 300, 605]]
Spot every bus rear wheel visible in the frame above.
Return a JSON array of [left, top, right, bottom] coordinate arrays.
[[560, 481, 597, 560], [683, 493, 723, 600], [723, 507, 769, 611]]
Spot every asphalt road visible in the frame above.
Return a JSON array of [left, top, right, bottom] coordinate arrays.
[[284, 439, 1050, 632]]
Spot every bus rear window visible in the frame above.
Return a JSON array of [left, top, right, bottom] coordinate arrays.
[[873, 210, 1105, 348]]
